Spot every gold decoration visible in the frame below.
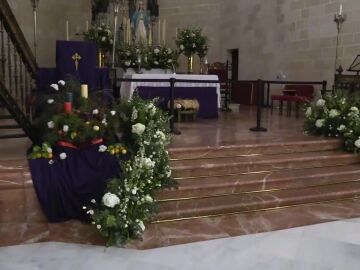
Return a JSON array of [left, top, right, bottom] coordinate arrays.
[[71, 53, 82, 71], [98, 49, 105, 68], [187, 54, 194, 74]]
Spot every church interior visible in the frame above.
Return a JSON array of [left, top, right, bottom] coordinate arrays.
[[2, 0, 360, 269]]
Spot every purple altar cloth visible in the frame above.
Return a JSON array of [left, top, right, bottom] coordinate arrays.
[[28, 143, 120, 222], [137, 86, 219, 119]]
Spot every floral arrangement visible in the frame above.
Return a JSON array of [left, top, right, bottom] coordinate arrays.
[[304, 93, 360, 152], [116, 44, 178, 71], [84, 23, 113, 51], [86, 94, 175, 246], [29, 78, 175, 246], [175, 27, 208, 56]]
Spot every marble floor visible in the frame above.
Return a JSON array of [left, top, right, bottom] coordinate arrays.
[[2, 217, 360, 270]]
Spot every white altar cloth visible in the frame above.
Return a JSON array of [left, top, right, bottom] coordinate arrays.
[[120, 74, 221, 107]]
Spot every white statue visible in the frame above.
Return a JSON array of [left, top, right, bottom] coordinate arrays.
[[131, 1, 151, 44]]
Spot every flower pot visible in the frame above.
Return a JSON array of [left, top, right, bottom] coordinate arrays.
[[98, 49, 106, 68], [187, 54, 194, 74]]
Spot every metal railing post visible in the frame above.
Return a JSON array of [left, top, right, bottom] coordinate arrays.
[[250, 79, 267, 132], [169, 77, 181, 135]]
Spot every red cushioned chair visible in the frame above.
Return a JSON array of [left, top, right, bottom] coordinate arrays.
[[271, 85, 314, 117]]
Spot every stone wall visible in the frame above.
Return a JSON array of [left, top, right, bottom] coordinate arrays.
[[219, 0, 360, 86], [8, 0, 91, 67], [158, 0, 221, 73]]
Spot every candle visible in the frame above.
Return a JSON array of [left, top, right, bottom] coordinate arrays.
[[148, 28, 152, 45], [66, 20, 69, 41], [158, 18, 161, 45], [67, 92, 73, 103], [127, 18, 131, 44], [86, 20, 89, 32], [339, 4, 343, 15], [123, 18, 127, 43], [162, 19, 166, 45], [64, 102, 72, 113], [175, 27, 178, 39], [81, 84, 88, 99]]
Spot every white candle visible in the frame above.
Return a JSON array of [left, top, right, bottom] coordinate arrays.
[[158, 18, 161, 45], [81, 84, 88, 99], [66, 20, 69, 41], [148, 28, 152, 45], [86, 20, 89, 32], [127, 18, 131, 44], [123, 18, 127, 43], [339, 4, 343, 15], [162, 19, 166, 45]]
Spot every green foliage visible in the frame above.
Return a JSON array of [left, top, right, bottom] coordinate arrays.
[[87, 93, 176, 246], [175, 27, 209, 56], [116, 44, 178, 70], [304, 93, 360, 152], [84, 23, 113, 51]]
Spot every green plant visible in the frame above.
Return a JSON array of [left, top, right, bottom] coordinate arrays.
[[84, 23, 113, 51], [175, 27, 208, 56]]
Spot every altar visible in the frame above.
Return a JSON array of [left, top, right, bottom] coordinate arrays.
[[120, 74, 220, 118]]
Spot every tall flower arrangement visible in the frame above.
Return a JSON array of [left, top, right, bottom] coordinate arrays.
[[175, 27, 208, 56], [304, 93, 360, 153], [84, 23, 113, 51], [86, 94, 175, 246]]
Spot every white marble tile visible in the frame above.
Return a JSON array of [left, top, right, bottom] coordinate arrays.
[[2, 218, 360, 270]]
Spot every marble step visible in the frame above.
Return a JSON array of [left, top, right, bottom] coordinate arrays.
[[129, 197, 360, 249], [155, 180, 360, 221], [169, 138, 342, 160], [156, 164, 360, 201], [171, 151, 359, 178]]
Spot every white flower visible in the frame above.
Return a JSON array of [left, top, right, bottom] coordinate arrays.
[[337, 125, 346, 131], [125, 51, 131, 56], [192, 43, 196, 48], [305, 107, 312, 117], [144, 195, 153, 203], [101, 36, 106, 41], [166, 169, 172, 178], [131, 108, 138, 121], [91, 199, 96, 204], [180, 44, 184, 51], [316, 99, 325, 107], [315, 119, 325, 128], [131, 188, 137, 195], [98, 145, 107, 152], [97, 225, 101, 230], [101, 118, 107, 125], [63, 125, 69, 132], [132, 123, 146, 136], [47, 121, 55, 129], [87, 209, 94, 215], [176, 103, 182, 109], [58, 80, 65, 86], [329, 109, 340, 118], [110, 110, 116, 116], [102, 192, 120, 208], [355, 139, 360, 148], [154, 61, 159, 65], [167, 59, 173, 63], [138, 220, 145, 231], [46, 147, 53, 153], [50, 84, 59, 91], [140, 157, 155, 168], [59, 153, 67, 160], [167, 48, 172, 54], [47, 99, 54, 104], [154, 48, 160, 54], [156, 130, 166, 141], [125, 61, 131, 67], [48, 160, 54, 165], [92, 109, 99, 115], [93, 125, 100, 131]]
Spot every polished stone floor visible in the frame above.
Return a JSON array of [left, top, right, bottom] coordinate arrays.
[[2, 217, 360, 270], [170, 105, 308, 148]]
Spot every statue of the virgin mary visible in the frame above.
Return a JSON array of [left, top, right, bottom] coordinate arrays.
[[131, 1, 151, 44]]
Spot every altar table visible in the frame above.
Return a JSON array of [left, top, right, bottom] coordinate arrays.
[[120, 74, 220, 119]]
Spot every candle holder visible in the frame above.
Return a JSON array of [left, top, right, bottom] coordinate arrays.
[[136, 55, 143, 74], [333, 13, 346, 85], [111, 0, 121, 68], [30, 0, 40, 60]]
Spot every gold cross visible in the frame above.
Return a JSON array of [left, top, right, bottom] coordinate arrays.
[[71, 53, 82, 71]]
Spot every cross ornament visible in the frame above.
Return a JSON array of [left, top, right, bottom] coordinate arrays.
[[71, 53, 82, 71]]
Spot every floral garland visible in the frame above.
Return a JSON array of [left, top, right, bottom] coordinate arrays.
[[84, 23, 113, 51], [175, 27, 208, 56], [116, 44, 178, 71], [86, 94, 175, 246], [304, 93, 360, 152]]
